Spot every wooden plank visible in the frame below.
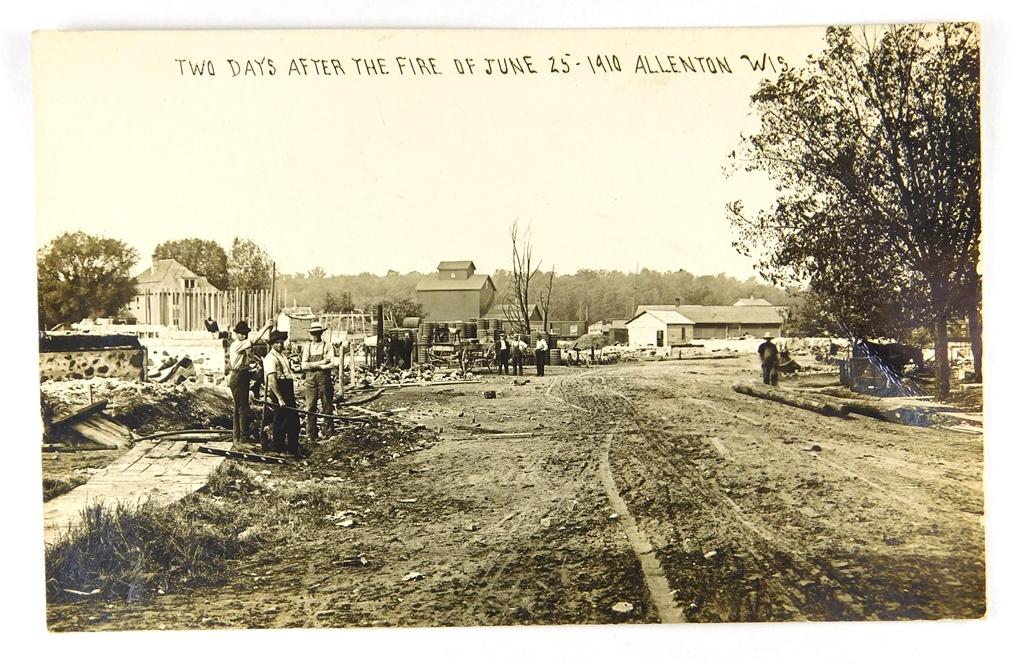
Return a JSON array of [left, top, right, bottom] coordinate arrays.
[[50, 400, 109, 428]]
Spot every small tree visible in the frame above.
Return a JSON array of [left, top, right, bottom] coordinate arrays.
[[228, 238, 274, 290], [153, 238, 229, 289], [37, 231, 139, 329], [322, 290, 353, 314]]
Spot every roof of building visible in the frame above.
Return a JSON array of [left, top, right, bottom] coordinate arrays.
[[732, 297, 774, 307], [635, 304, 784, 325], [626, 309, 695, 326], [482, 303, 543, 320], [280, 306, 315, 319], [136, 258, 194, 284], [416, 274, 495, 292], [437, 260, 476, 271]]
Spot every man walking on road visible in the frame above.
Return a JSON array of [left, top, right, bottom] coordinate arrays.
[[497, 332, 511, 375], [758, 335, 780, 386], [264, 330, 301, 457], [535, 334, 549, 377], [301, 322, 335, 441], [228, 319, 273, 445]]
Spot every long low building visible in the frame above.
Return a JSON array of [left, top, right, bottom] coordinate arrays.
[[635, 303, 785, 339]]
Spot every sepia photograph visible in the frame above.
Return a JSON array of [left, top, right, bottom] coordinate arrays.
[[28, 17, 993, 643]]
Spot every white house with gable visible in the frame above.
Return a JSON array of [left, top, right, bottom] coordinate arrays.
[[625, 310, 695, 348]]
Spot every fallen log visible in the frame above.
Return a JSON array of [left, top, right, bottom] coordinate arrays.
[[796, 388, 939, 426], [732, 382, 848, 418], [334, 389, 384, 407]]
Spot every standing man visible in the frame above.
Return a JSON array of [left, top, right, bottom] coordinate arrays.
[[228, 319, 273, 445], [757, 335, 780, 386], [497, 332, 511, 375], [535, 334, 549, 377], [403, 331, 415, 369], [264, 330, 301, 457], [510, 334, 527, 376], [301, 322, 335, 441]]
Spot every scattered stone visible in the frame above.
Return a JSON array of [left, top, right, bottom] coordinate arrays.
[[611, 601, 634, 614], [540, 517, 554, 528], [803, 444, 823, 453], [703, 550, 718, 560], [465, 522, 480, 532], [609, 513, 620, 520], [402, 571, 424, 582]]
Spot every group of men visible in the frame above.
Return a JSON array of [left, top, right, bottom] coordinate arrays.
[[495, 331, 549, 377], [228, 319, 337, 458]]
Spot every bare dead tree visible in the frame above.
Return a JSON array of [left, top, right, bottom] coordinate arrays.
[[507, 221, 541, 335]]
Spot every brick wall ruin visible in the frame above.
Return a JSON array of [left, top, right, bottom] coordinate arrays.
[[39, 348, 147, 383]]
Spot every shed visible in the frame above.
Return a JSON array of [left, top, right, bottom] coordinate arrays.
[[277, 307, 316, 343], [625, 310, 695, 347]]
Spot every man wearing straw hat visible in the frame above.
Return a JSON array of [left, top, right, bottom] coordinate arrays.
[[300, 321, 335, 441]]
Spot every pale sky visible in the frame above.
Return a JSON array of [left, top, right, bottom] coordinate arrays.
[[34, 27, 826, 279]]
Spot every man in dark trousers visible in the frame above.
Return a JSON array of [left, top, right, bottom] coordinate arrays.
[[757, 335, 780, 386], [497, 332, 511, 375], [263, 330, 301, 457], [300, 322, 335, 441], [535, 334, 549, 377], [227, 319, 273, 445], [510, 334, 527, 376]]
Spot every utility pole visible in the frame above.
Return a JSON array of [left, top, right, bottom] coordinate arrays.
[[631, 262, 639, 315]]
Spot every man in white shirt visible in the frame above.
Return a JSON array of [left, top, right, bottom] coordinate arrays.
[[300, 322, 335, 441], [497, 332, 511, 375], [263, 330, 301, 456], [510, 334, 528, 376], [228, 319, 273, 444], [535, 335, 549, 377]]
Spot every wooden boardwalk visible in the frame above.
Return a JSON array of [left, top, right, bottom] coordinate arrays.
[[43, 440, 232, 546]]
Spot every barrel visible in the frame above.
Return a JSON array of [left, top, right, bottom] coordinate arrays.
[[402, 317, 421, 329], [550, 348, 562, 366]]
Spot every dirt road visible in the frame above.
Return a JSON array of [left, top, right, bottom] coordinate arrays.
[[46, 358, 984, 629]]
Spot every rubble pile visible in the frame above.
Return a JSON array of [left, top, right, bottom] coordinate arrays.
[[41, 378, 232, 433], [309, 421, 436, 470], [346, 364, 479, 389]]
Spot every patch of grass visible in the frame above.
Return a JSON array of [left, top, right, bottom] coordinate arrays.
[[45, 467, 264, 603], [43, 477, 87, 502]]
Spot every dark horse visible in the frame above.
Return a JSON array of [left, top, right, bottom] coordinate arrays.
[[855, 340, 926, 376]]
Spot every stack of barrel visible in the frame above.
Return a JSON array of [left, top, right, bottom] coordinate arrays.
[[416, 320, 433, 365]]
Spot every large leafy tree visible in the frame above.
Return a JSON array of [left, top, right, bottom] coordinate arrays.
[[730, 23, 980, 396], [153, 238, 229, 290], [37, 231, 139, 329], [228, 237, 274, 290]]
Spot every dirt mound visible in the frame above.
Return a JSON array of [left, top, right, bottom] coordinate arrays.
[[308, 421, 436, 470], [41, 379, 232, 434]]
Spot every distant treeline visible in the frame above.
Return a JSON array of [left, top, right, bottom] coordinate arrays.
[[276, 267, 800, 322]]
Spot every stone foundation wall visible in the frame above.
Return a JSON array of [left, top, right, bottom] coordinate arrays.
[[39, 348, 147, 382]]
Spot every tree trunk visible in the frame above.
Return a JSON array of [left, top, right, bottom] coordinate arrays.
[[967, 304, 982, 383], [934, 315, 950, 399]]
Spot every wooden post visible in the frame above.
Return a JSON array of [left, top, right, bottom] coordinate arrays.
[[376, 304, 384, 367]]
